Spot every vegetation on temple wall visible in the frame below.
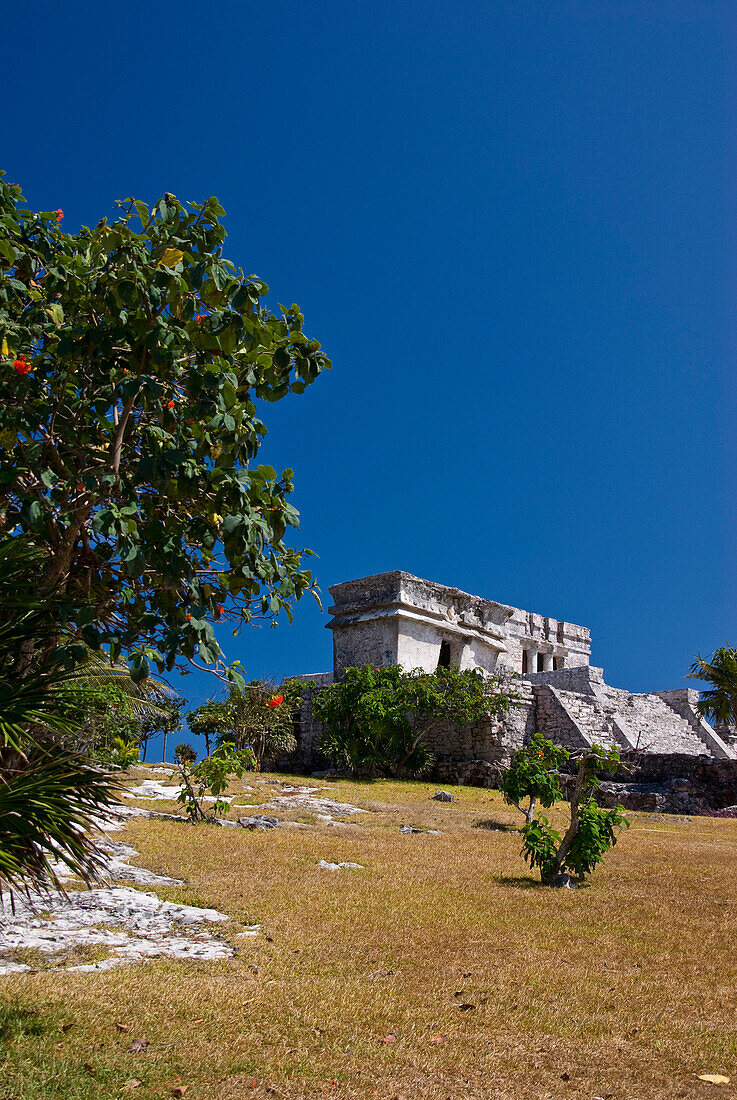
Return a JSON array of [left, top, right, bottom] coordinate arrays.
[[314, 663, 516, 778]]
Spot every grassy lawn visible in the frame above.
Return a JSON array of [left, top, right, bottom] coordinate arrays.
[[1, 769, 736, 1099]]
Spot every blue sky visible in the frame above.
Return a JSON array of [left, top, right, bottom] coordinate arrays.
[[4, 0, 734, 758]]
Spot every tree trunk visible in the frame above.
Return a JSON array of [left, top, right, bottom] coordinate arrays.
[[547, 754, 591, 882]]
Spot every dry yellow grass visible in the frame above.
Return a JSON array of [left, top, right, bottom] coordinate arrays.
[[1, 770, 736, 1099]]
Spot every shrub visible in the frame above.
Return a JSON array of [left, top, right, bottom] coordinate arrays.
[[314, 664, 516, 778], [176, 741, 255, 821], [504, 740, 629, 885]]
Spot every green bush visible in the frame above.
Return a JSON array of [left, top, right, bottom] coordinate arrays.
[[314, 664, 516, 778]]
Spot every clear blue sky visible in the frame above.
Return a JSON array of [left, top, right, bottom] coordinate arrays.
[[5, 0, 735, 758]]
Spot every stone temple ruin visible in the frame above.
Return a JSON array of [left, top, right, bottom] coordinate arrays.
[[292, 571, 736, 784]]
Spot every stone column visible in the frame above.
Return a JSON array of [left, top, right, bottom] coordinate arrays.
[[526, 648, 537, 674], [542, 652, 554, 672]]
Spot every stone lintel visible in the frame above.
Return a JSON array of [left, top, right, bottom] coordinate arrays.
[[328, 602, 508, 653]]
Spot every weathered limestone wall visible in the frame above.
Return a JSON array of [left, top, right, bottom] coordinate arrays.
[[292, 673, 333, 772], [425, 681, 536, 786], [591, 753, 737, 815], [505, 608, 591, 673], [524, 665, 604, 695], [327, 571, 591, 677], [332, 618, 398, 679]]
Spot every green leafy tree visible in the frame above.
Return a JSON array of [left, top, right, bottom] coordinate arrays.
[[174, 742, 197, 764], [0, 175, 330, 680], [186, 699, 224, 757], [188, 678, 305, 767], [500, 733, 570, 824], [176, 740, 255, 822], [688, 646, 737, 728], [137, 698, 184, 763], [314, 664, 516, 778], [506, 739, 629, 885]]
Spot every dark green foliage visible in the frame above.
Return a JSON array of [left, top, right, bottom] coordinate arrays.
[[0, 743, 121, 894], [688, 646, 737, 727], [0, 535, 122, 893], [175, 742, 197, 764], [500, 733, 569, 822], [0, 175, 330, 677], [188, 678, 304, 766], [314, 664, 516, 778]]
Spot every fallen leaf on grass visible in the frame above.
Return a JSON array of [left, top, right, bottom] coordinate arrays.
[[378, 1032, 397, 1043], [457, 1003, 475, 1012], [122, 1081, 142, 1092], [171, 1087, 189, 1097], [127, 1039, 149, 1053], [116, 1022, 131, 1033], [429, 1035, 446, 1044], [697, 1075, 730, 1085]]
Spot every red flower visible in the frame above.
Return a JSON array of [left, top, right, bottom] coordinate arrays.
[[214, 604, 224, 620], [196, 313, 206, 324], [13, 356, 31, 375], [55, 209, 63, 221], [167, 400, 175, 409], [186, 614, 192, 621], [267, 694, 284, 709]]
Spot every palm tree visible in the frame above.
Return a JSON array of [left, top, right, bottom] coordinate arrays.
[[688, 646, 737, 727], [0, 536, 123, 894]]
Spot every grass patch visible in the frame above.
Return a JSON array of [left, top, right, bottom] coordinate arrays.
[[1, 769, 736, 1098]]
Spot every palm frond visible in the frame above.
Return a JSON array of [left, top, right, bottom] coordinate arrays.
[[0, 744, 122, 896]]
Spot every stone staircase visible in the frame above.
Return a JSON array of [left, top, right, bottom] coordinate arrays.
[[548, 686, 715, 755], [598, 687, 711, 754]]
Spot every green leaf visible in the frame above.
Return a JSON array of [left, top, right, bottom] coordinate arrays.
[[129, 653, 150, 683]]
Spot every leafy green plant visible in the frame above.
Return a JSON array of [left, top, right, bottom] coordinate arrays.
[[500, 733, 570, 823], [314, 664, 516, 778], [176, 741, 255, 821], [688, 646, 737, 727], [0, 175, 330, 680], [175, 742, 197, 764], [188, 678, 305, 767], [509, 741, 629, 885], [0, 744, 121, 893]]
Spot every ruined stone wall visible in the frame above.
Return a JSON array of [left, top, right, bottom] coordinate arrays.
[[293, 673, 333, 772], [425, 682, 536, 786], [592, 753, 737, 815], [524, 665, 604, 694], [332, 618, 398, 678], [530, 685, 590, 751]]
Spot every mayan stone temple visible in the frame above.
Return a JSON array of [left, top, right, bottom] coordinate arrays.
[[294, 571, 736, 782]]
